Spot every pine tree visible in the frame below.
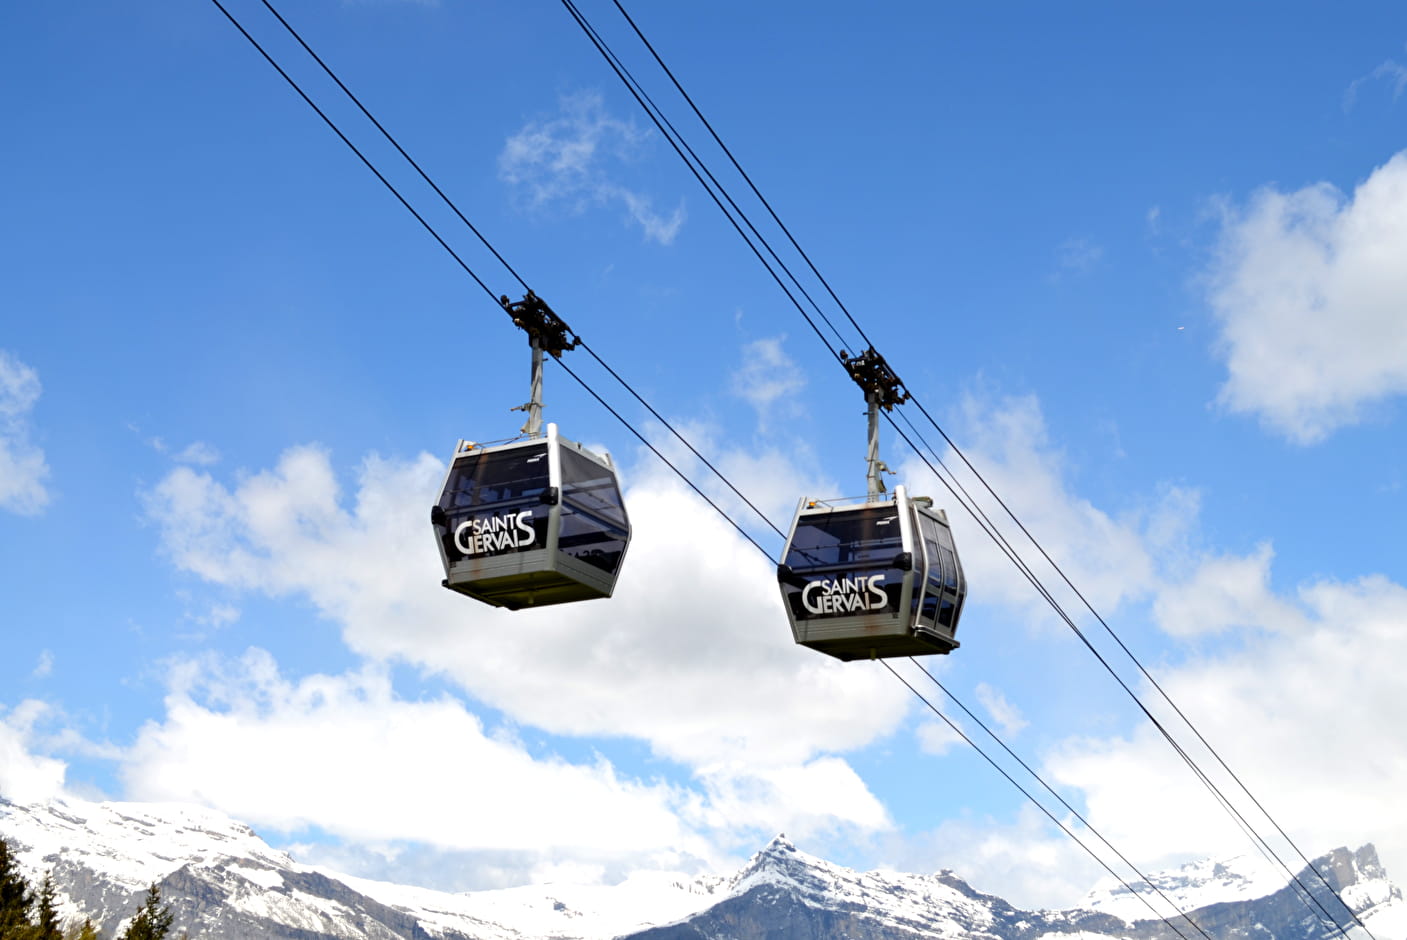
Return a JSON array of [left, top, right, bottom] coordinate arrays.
[[33, 873, 59, 940], [116, 886, 171, 940], [0, 837, 36, 939], [68, 918, 99, 940]]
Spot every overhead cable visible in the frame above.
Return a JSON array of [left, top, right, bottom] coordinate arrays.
[[211, 4, 1357, 936], [571, 4, 1369, 935], [212, 0, 783, 554]]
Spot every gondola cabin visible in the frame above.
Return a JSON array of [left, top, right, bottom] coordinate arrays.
[[777, 485, 965, 660], [431, 423, 631, 609]]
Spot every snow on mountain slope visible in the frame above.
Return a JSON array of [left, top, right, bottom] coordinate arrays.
[[1079, 851, 1291, 920], [720, 835, 1007, 937], [338, 868, 730, 940], [3, 794, 1403, 940], [0, 796, 294, 889]]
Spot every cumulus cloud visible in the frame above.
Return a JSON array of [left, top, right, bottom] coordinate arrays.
[[884, 389, 1407, 905], [144, 445, 905, 768], [1045, 572, 1407, 899], [914, 716, 965, 758], [0, 702, 68, 804], [902, 393, 1194, 632], [117, 646, 892, 880], [885, 805, 1104, 910], [975, 683, 1028, 739], [138, 425, 911, 873], [1152, 543, 1309, 638], [500, 91, 685, 244], [174, 441, 220, 466], [1206, 152, 1407, 443], [731, 336, 805, 430], [0, 350, 51, 515], [124, 651, 705, 858]]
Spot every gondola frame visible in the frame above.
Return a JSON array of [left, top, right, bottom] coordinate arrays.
[[432, 423, 631, 610], [777, 485, 964, 661]]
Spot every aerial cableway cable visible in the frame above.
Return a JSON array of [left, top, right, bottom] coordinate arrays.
[[249, 0, 532, 295], [206, 0, 500, 306], [249, 0, 791, 559], [887, 660, 1211, 940], [556, 0, 853, 361], [550, 2, 1304, 932], [208, 4, 1352, 938], [898, 387, 1371, 935], [879, 409, 1358, 937], [564, 3, 1372, 936], [210, 0, 782, 560]]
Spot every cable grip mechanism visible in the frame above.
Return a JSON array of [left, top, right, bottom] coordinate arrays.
[[500, 291, 579, 438], [839, 347, 908, 500]]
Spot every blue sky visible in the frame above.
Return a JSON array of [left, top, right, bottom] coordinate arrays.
[[3, 0, 1407, 912]]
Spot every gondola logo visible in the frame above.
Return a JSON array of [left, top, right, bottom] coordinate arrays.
[[455, 510, 536, 556], [802, 575, 888, 615]]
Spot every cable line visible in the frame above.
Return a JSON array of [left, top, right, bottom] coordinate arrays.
[[908, 657, 1217, 939], [900, 394, 1371, 935], [252, 0, 531, 293], [576, 340, 788, 544], [213, 0, 785, 558], [558, 0, 853, 359], [212, 4, 1362, 936], [604, 0, 880, 354], [572, 5, 1371, 936], [207, 0, 500, 305], [883, 661, 1204, 940], [881, 409, 1362, 939], [554, 356, 779, 564]]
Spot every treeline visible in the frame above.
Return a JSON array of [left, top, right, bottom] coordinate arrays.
[[1, 837, 178, 940]]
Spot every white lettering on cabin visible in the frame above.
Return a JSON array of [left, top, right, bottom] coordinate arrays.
[[801, 575, 888, 615], [453, 510, 536, 556]]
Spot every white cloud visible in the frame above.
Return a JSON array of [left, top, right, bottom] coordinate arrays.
[[174, 441, 220, 466], [975, 683, 1028, 738], [915, 716, 965, 757], [0, 701, 68, 804], [903, 393, 1192, 632], [887, 390, 1407, 905], [885, 805, 1104, 910], [1046, 572, 1407, 896], [124, 650, 702, 857], [1344, 60, 1407, 111], [1206, 152, 1407, 443], [1152, 543, 1309, 638], [140, 431, 912, 867], [145, 445, 907, 769], [730, 336, 805, 430], [31, 651, 54, 679], [500, 91, 685, 244], [0, 350, 51, 516], [118, 649, 892, 879]]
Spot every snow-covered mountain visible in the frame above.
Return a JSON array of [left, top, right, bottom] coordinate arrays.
[[1, 795, 1401, 940]]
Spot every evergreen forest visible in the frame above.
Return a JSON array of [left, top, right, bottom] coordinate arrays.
[[0, 837, 178, 940]]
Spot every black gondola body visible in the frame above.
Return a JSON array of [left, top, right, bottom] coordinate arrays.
[[777, 485, 965, 660], [431, 422, 631, 610]]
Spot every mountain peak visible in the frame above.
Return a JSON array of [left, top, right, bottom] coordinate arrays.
[[3, 796, 1403, 940], [759, 833, 796, 856]]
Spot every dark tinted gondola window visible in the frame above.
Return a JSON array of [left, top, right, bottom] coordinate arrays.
[[558, 504, 628, 574], [438, 445, 551, 560], [559, 449, 628, 528], [441, 445, 551, 509], [782, 507, 905, 621], [784, 508, 902, 570]]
